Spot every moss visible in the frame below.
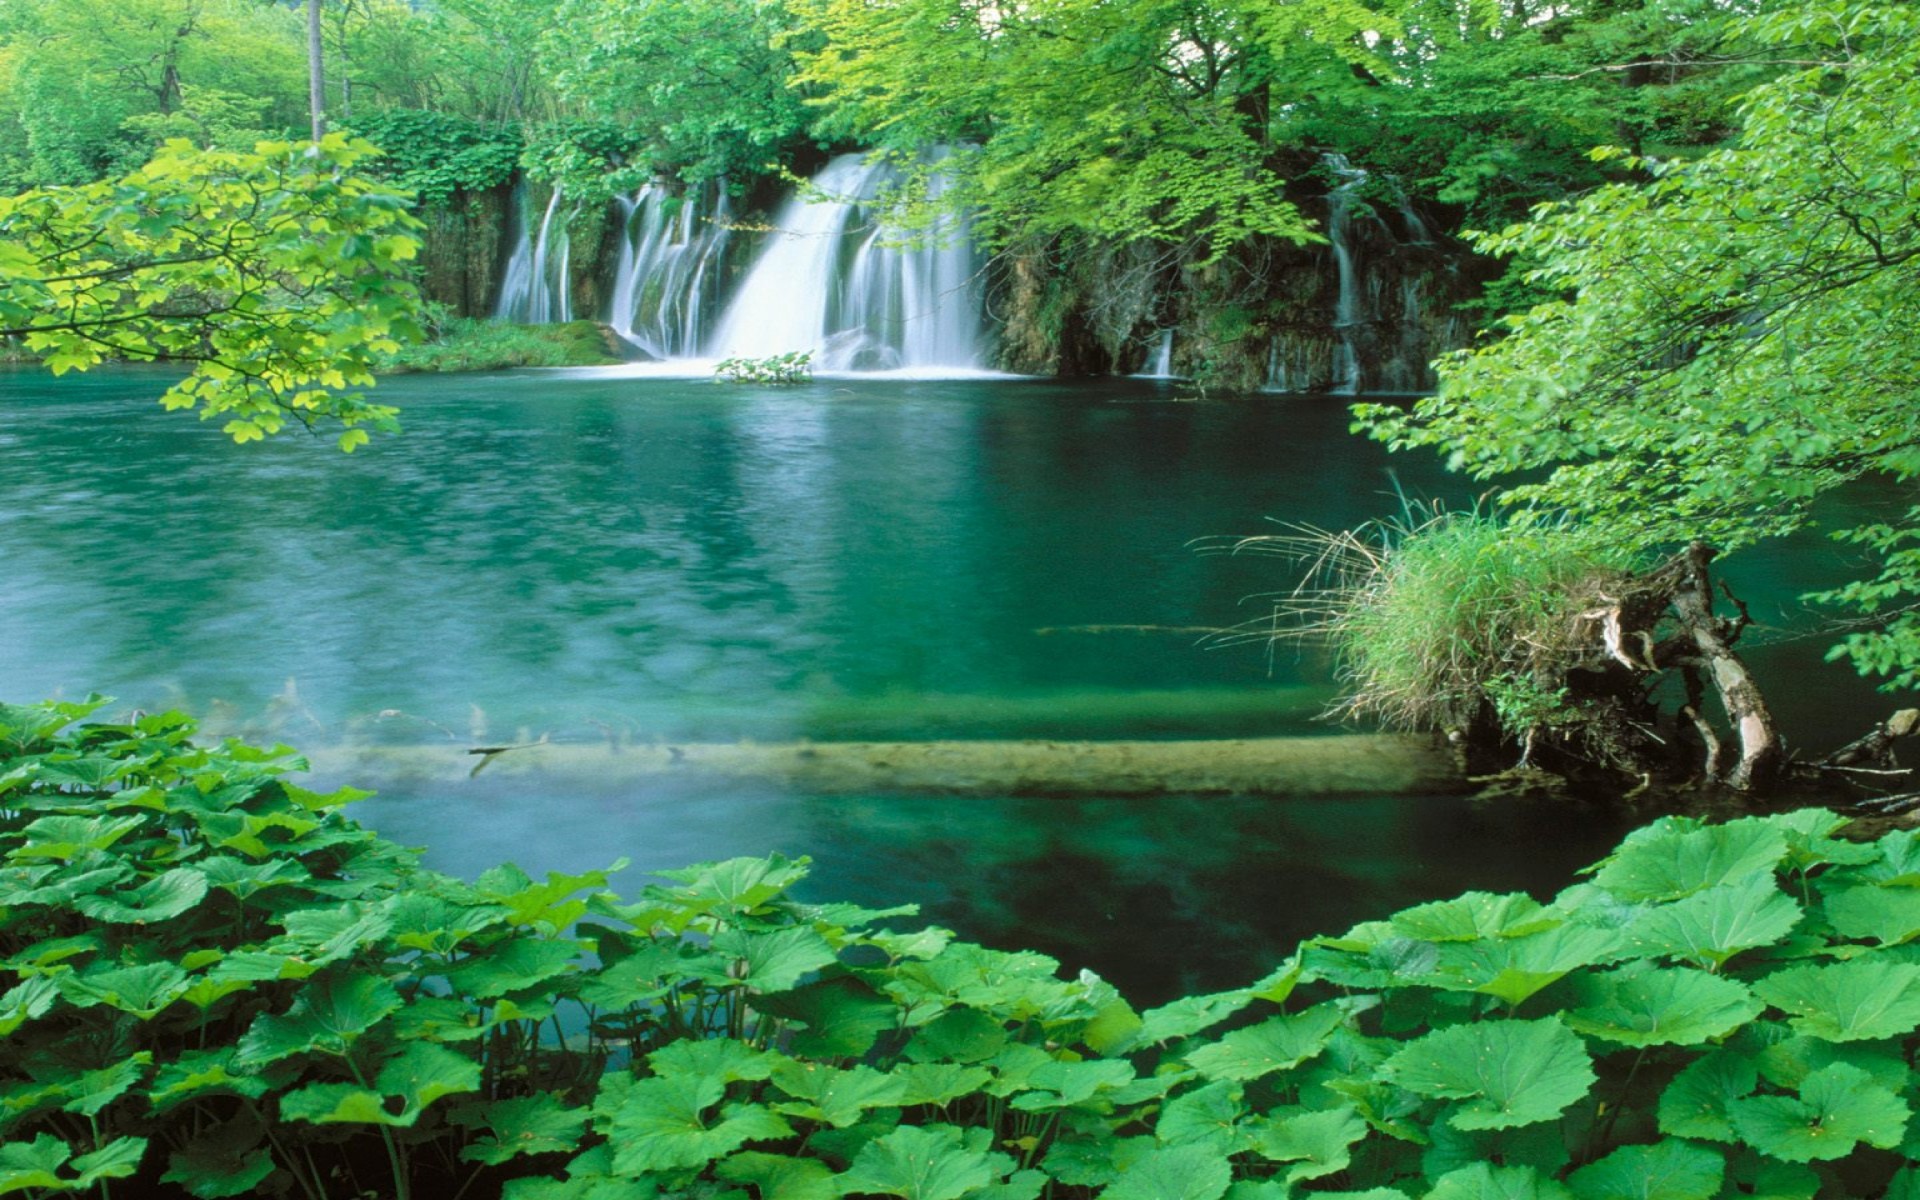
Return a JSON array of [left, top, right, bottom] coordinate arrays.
[[380, 318, 622, 373]]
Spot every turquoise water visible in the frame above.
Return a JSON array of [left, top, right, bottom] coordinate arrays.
[[0, 365, 1883, 1000]]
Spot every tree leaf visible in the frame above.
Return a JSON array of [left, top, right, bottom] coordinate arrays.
[[771, 1062, 910, 1128], [1382, 1017, 1595, 1130]]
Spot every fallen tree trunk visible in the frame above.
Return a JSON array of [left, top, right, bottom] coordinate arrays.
[[308, 733, 1468, 797]]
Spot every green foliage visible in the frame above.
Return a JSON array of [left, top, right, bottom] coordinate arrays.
[[8, 703, 1920, 1198], [716, 351, 815, 385], [0, 135, 423, 448], [1221, 509, 1638, 737], [382, 318, 619, 373], [540, 0, 811, 189], [1358, 0, 1920, 684], [347, 109, 523, 207]]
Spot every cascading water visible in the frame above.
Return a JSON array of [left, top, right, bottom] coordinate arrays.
[[705, 152, 988, 371], [1262, 153, 1459, 395], [607, 183, 734, 359], [1136, 329, 1176, 379], [1324, 153, 1366, 395], [495, 183, 572, 324]]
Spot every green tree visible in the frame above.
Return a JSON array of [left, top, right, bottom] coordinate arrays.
[[0, 134, 424, 448], [788, 0, 1374, 255], [1359, 0, 1920, 681]]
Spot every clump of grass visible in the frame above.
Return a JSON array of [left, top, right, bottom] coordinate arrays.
[[1207, 506, 1642, 739], [380, 317, 621, 372]]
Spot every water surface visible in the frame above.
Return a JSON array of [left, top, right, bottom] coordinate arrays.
[[0, 365, 1882, 1000]]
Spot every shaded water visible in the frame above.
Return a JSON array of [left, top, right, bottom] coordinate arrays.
[[0, 366, 1885, 1001]]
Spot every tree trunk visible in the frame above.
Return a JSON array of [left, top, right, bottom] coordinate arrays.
[[1670, 542, 1782, 791], [307, 0, 326, 142]]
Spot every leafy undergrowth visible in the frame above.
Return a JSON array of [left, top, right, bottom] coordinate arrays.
[[4, 699, 1920, 1199], [380, 318, 620, 372]]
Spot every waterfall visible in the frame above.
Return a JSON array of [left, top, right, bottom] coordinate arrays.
[[1261, 153, 1458, 395], [706, 152, 988, 371], [1324, 153, 1366, 396], [608, 182, 734, 359], [1136, 329, 1175, 378], [495, 183, 572, 324]]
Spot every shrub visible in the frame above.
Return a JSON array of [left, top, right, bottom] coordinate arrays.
[[380, 319, 620, 373], [5, 697, 1920, 1199]]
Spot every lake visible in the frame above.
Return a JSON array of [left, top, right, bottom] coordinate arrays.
[[0, 365, 1881, 1002]]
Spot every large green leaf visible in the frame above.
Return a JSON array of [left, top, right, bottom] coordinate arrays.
[[1135, 989, 1255, 1045], [648, 1036, 780, 1084], [716, 1150, 839, 1200], [753, 976, 902, 1058], [1753, 1034, 1910, 1092], [1184, 1003, 1345, 1082], [1429, 924, 1623, 1006], [72, 868, 209, 924], [1155, 1080, 1252, 1155], [1252, 1105, 1369, 1185], [444, 937, 584, 998], [836, 1124, 1000, 1200], [1564, 1139, 1723, 1200], [1751, 959, 1920, 1041], [1390, 893, 1561, 942], [1590, 818, 1787, 902], [1726, 1063, 1910, 1162], [1382, 1018, 1595, 1130], [160, 1115, 277, 1199], [1563, 962, 1762, 1047], [454, 1094, 588, 1165], [710, 925, 839, 992], [604, 1071, 793, 1174], [771, 1062, 909, 1128], [1098, 1143, 1232, 1200], [1627, 875, 1801, 969], [1424, 1163, 1575, 1200], [1656, 1051, 1757, 1141], [1008, 1059, 1136, 1112], [54, 962, 189, 1019], [279, 1042, 480, 1127], [1821, 883, 1920, 946], [275, 903, 398, 968], [234, 972, 402, 1064]]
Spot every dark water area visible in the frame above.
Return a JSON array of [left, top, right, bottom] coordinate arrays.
[[0, 364, 1891, 1003]]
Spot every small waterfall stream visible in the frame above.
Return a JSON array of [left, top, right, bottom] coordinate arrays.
[[1325, 153, 1367, 395], [608, 183, 734, 359], [495, 183, 572, 324], [707, 152, 987, 371]]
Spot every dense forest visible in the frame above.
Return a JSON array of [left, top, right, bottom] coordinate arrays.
[[0, 0, 1826, 385]]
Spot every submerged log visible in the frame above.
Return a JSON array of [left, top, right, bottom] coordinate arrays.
[[309, 733, 1467, 798]]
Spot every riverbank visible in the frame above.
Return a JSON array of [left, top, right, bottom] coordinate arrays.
[[378, 317, 623, 372]]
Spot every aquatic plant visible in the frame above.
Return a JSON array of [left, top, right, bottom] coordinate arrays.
[[4, 697, 1920, 1198], [715, 351, 814, 384]]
